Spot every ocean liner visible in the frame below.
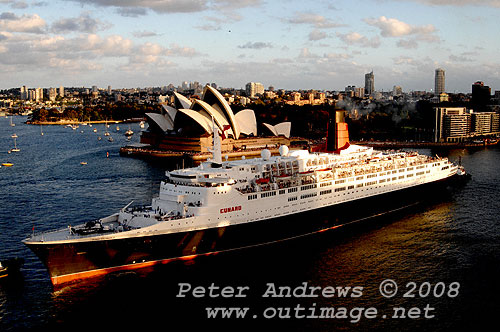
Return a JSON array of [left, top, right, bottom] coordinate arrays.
[[24, 113, 466, 286]]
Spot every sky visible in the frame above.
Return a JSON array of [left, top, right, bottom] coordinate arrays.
[[0, 0, 499, 93]]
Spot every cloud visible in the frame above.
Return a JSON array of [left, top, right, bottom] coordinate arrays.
[[396, 38, 419, 49], [132, 30, 160, 38], [285, 12, 344, 29], [403, 0, 500, 7], [51, 13, 110, 34], [337, 32, 381, 48], [0, 12, 46, 33], [308, 29, 327, 41], [61, 0, 261, 16], [364, 16, 436, 37], [238, 42, 273, 49]]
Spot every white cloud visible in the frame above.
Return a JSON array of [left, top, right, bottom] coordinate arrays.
[[364, 16, 436, 37], [285, 12, 344, 29], [337, 32, 381, 48], [0, 12, 46, 33]]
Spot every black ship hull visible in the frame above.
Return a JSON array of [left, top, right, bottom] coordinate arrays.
[[25, 175, 460, 286]]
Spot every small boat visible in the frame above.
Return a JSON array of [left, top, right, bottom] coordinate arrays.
[[140, 121, 145, 129], [125, 125, 133, 136], [11, 137, 20, 152], [2, 162, 13, 167], [116, 126, 120, 131], [11, 133, 17, 138], [93, 128, 97, 133], [0, 258, 24, 280], [108, 137, 114, 142], [80, 162, 87, 165]]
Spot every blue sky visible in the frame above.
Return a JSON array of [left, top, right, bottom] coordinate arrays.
[[0, 0, 499, 93]]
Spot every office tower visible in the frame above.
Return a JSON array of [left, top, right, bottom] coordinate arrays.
[[365, 71, 374, 96], [435, 68, 445, 95], [471, 81, 491, 111], [59, 86, 64, 98]]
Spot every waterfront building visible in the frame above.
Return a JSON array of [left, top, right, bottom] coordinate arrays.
[[435, 107, 500, 142], [365, 71, 374, 96], [435, 68, 445, 95], [434, 107, 470, 143], [470, 111, 500, 135]]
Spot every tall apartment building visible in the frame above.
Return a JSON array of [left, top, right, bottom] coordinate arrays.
[[435, 68, 445, 95], [20, 86, 28, 100], [364, 71, 374, 96], [245, 82, 264, 98]]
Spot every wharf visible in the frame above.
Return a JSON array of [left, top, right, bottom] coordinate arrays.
[[350, 140, 499, 149], [119, 144, 294, 162]]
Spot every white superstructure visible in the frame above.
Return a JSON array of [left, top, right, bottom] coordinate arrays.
[[29, 141, 458, 244]]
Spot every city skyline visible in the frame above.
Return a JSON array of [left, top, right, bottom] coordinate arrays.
[[0, 0, 499, 92]]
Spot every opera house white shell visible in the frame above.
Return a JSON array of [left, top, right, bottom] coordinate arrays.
[[145, 86, 291, 140]]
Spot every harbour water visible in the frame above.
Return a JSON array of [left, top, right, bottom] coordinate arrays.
[[1, 116, 499, 331]]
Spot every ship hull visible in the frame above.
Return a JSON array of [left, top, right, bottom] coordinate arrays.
[[25, 175, 459, 286]]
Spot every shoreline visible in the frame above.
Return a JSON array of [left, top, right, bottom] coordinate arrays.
[[26, 118, 143, 125], [350, 140, 499, 149]]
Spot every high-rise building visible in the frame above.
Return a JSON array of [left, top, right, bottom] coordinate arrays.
[[245, 82, 264, 98], [471, 81, 491, 110], [49, 88, 57, 101], [59, 86, 64, 98], [364, 71, 374, 96], [435, 68, 445, 95], [20, 86, 28, 100]]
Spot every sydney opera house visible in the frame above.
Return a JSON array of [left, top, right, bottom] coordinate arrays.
[[131, 85, 303, 160]]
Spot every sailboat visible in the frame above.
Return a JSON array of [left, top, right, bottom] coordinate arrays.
[[11, 137, 20, 152], [124, 125, 133, 137], [40, 124, 44, 136], [104, 120, 110, 136], [10, 116, 15, 127]]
